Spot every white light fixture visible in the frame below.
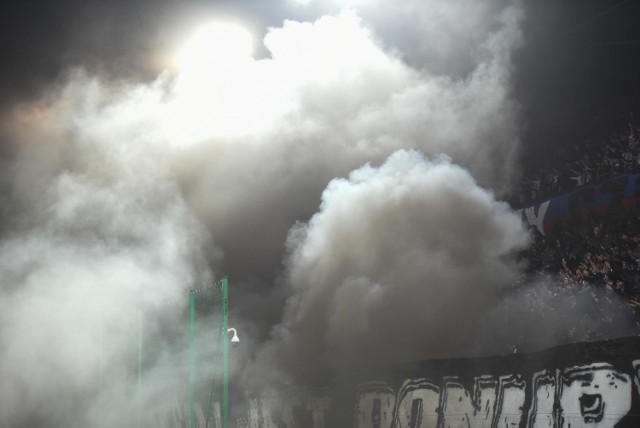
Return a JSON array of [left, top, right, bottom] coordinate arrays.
[[228, 327, 240, 344]]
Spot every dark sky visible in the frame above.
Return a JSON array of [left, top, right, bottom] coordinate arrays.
[[516, 0, 640, 165], [0, 0, 283, 114]]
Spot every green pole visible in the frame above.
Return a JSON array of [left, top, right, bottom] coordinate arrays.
[[137, 310, 142, 428], [189, 290, 196, 428], [223, 277, 229, 428]]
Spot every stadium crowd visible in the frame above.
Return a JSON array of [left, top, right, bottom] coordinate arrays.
[[507, 114, 640, 349], [520, 207, 640, 337], [509, 116, 640, 208]]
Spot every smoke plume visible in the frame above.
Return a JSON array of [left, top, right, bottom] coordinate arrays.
[[0, 81, 215, 426], [0, 0, 530, 424], [248, 151, 530, 386]]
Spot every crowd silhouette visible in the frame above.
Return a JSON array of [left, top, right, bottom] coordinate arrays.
[[506, 113, 640, 350]]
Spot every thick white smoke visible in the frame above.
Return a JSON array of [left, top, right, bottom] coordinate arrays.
[[248, 151, 529, 386], [0, 0, 526, 424], [0, 84, 215, 426], [175, 5, 525, 288]]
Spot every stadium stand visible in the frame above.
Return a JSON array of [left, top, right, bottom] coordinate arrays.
[[510, 119, 639, 208], [508, 113, 640, 348]]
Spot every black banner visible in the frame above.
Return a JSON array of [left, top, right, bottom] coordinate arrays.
[[245, 336, 640, 427]]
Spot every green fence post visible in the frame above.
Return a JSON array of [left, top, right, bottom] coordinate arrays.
[[137, 310, 142, 428], [189, 290, 196, 428], [223, 277, 229, 428]]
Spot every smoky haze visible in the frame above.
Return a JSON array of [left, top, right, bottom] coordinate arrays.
[[0, 74, 217, 426], [0, 0, 588, 424], [247, 151, 530, 387]]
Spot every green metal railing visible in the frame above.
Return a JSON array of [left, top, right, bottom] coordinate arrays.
[[137, 276, 230, 428]]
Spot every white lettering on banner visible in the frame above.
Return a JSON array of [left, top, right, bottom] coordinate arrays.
[[355, 382, 396, 428], [527, 370, 556, 428], [282, 394, 303, 428], [518, 201, 550, 235], [206, 401, 222, 428], [441, 378, 473, 428], [440, 376, 497, 428], [248, 397, 260, 428], [248, 392, 332, 428], [394, 378, 440, 428], [249, 394, 279, 428], [473, 376, 498, 427], [632, 359, 640, 396], [243, 357, 640, 428], [307, 396, 331, 428], [559, 364, 631, 428], [494, 374, 527, 428]]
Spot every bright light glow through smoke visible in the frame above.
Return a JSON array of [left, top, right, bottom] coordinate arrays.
[[176, 21, 253, 73], [0, 2, 532, 424], [171, 21, 264, 140]]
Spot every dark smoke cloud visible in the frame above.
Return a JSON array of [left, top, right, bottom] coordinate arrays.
[[0, 79, 215, 426], [246, 151, 530, 387], [0, 0, 573, 424]]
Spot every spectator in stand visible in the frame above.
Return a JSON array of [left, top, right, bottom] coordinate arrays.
[[511, 119, 639, 208], [568, 163, 585, 187], [623, 149, 634, 172]]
